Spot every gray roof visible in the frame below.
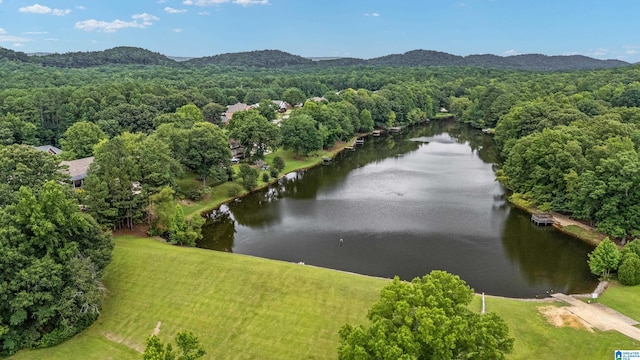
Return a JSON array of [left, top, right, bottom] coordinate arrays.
[[34, 145, 62, 155], [60, 156, 94, 181]]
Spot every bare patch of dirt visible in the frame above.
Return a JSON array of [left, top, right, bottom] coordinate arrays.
[[153, 321, 162, 336], [113, 223, 150, 238], [179, 199, 194, 206], [103, 332, 144, 353], [538, 306, 593, 332]]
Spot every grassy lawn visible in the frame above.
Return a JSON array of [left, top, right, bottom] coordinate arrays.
[[11, 236, 386, 360], [12, 236, 640, 359], [599, 281, 640, 320], [559, 224, 604, 246]]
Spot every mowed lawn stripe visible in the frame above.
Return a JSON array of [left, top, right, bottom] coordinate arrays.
[[11, 235, 640, 359]]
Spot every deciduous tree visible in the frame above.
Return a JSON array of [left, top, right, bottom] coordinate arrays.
[[588, 237, 621, 280], [338, 271, 513, 360], [280, 114, 322, 157], [60, 121, 106, 160]]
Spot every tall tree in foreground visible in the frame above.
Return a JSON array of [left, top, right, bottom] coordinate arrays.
[[143, 331, 206, 360], [338, 271, 513, 360], [0, 181, 113, 356]]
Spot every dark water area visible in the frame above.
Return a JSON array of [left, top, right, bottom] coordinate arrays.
[[199, 120, 598, 298]]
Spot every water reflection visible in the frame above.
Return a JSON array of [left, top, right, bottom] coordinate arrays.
[[198, 120, 597, 297]]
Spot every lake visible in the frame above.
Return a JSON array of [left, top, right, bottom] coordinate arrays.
[[199, 120, 598, 298]]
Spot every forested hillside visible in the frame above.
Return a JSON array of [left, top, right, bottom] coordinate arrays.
[[184, 49, 315, 67], [0, 46, 629, 71]]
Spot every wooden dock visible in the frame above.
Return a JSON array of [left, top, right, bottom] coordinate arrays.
[[354, 138, 365, 145], [372, 130, 382, 137], [531, 213, 554, 226], [389, 126, 402, 133], [322, 156, 332, 165]]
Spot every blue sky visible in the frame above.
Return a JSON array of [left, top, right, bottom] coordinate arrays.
[[0, 0, 639, 62]]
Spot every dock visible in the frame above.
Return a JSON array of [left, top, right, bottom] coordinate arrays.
[[345, 145, 355, 151], [389, 126, 402, 133], [372, 130, 383, 137], [354, 138, 365, 145], [322, 156, 332, 165], [531, 213, 554, 226]]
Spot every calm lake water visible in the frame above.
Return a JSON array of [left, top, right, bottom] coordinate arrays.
[[199, 120, 598, 298]]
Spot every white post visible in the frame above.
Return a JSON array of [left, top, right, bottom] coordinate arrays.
[[481, 292, 485, 314]]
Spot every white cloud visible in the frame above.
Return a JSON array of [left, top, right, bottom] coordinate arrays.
[[183, 0, 268, 6], [132, 13, 160, 25], [0, 34, 30, 43], [165, 7, 187, 13], [173, 28, 183, 33], [198, 11, 210, 15], [233, 0, 268, 5], [19, 4, 71, 16], [24, 31, 48, 35], [364, 12, 380, 17], [0, 28, 5, 34], [76, 5, 87, 10], [75, 13, 159, 33], [13, 43, 25, 47], [593, 48, 608, 56], [20, 4, 52, 14], [52, 9, 71, 16], [503, 49, 518, 56]]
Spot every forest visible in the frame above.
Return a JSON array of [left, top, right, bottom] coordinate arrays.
[[2, 47, 640, 355]]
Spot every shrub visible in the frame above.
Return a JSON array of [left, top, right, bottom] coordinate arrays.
[[272, 155, 285, 171], [270, 168, 279, 178], [227, 183, 243, 197], [262, 172, 270, 182], [618, 252, 640, 286]]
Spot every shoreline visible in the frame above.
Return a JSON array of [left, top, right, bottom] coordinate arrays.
[[182, 132, 373, 218], [508, 194, 605, 247]]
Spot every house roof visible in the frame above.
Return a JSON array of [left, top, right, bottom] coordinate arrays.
[[60, 156, 94, 181], [226, 102, 250, 114], [34, 145, 62, 155], [225, 102, 251, 123]]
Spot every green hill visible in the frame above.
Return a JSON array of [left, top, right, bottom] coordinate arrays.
[[10, 236, 640, 359], [184, 49, 314, 68]]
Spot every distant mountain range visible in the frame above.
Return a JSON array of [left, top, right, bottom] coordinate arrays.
[[0, 46, 631, 71]]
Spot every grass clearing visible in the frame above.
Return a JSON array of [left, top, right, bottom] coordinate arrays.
[[11, 236, 640, 359], [559, 224, 603, 246], [468, 296, 640, 359], [599, 281, 640, 320]]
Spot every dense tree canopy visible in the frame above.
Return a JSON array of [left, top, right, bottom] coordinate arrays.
[[280, 113, 323, 156], [227, 110, 280, 159], [338, 271, 513, 359], [0, 181, 113, 356], [60, 121, 106, 160]]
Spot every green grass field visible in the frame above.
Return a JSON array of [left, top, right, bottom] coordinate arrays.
[[599, 282, 640, 320], [11, 236, 640, 359]]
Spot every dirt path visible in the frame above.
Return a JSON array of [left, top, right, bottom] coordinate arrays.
[[551, 293, 640, 341], [550, 212, 593, 231]]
